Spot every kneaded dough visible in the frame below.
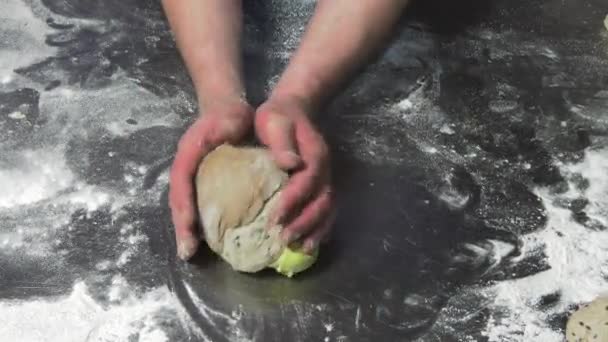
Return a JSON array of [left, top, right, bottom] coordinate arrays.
[[566, 296, 608, 342], [195, 144, 288, 272]]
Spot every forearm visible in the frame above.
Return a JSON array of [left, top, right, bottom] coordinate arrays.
[[162, 0, 245, 110], [271, 0, 409, 111]]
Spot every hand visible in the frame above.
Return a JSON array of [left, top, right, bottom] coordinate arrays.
[[170, 100, 254, 260], [255, 96, 335, 253]]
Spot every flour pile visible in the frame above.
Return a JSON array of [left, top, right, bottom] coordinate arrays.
[[483, 148, 608, 341], [0, 280, 179, 342]]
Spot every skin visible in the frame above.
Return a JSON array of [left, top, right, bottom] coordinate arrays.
[[162, 0, 410, 260]]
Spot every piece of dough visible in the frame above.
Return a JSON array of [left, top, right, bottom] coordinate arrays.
[[195, 144, 288, 272], [195, 144, 320, 276], [566, 296, 608, 342]]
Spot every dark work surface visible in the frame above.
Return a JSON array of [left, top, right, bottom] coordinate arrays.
[[1, 0, 607, 341]]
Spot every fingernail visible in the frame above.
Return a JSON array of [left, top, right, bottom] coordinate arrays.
[[283, 151, 301, 161], [177, 236, 199, 261], [282, 231, 301, 244], [275, 151, 302, 170], [304, 240, 318, 253]]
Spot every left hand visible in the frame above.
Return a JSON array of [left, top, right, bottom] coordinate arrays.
[[255, 96, 335, 253]]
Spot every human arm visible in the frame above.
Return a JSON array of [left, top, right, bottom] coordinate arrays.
[[162, 0, 253, 260], [256, 0, 410, 251], [271, 0, 410, 109]]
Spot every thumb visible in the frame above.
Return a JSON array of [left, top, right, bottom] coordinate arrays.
[[256, 110, 302, 170]]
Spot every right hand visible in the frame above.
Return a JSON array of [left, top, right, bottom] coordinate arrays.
[[170, 99, 254, 260]]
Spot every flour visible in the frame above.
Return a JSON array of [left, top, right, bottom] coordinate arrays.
[[1, 74, 13, 84], [0, 0, 56, 81], [116, 231, 148, 267], [482, 148, 608, 341], [0, 2, 187, 341], [7, 111, 27, 119], [184, 282, 237, 323], [0, 149, 74, 208], [64, 183, 113, 212], [0, 280, 176, 342]]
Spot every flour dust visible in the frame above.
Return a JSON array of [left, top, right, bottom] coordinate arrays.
[[0, 279, 179, 342], [482, 148, 608, 341]]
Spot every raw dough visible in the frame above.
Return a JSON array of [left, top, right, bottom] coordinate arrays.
[[566, 296, 608, 342], [195, 144, 287, 272]]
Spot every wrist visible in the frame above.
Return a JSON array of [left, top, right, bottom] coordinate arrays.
[[264, 92, 314, 119], [196, 82, 246, 109], [198, 90, 247, 111], [191, 61, 246, 112], [271, 67, 324, 113], [200, 93, 253, 124]]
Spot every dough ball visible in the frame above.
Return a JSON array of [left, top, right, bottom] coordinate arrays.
[[566, 296, 608, 342], [195, 144, 287, 272]]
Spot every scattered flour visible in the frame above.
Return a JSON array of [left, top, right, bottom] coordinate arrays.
[[0, 2, 190, 342], [0, 280, 176, 342], [0, 0, 56, 80], [114, 230, 148, 267], [0, 148, 121, 212], [0, 149, 74, 208], [482, 148, 608, 341], [8, 111, 27, 119], [183, 282, 236, 341], [64, 182, 113, 212]]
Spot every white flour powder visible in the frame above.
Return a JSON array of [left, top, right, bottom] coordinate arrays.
[[483, 148, 608, 341], [0, 280, 175, 342], [0, 149, 74, 208]]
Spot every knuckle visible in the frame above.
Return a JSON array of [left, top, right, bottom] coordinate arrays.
[[267, 116, 291, 136]]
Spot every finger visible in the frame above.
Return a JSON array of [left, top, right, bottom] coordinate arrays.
[[271, 134, 330, 226], [169, 122, 212, 260], [170, 200, 200, 261], [256, 111, 302, 170], [281, 186, 333, 243], [272, 165, 321, 225], [302, 212, 335, 254], [295, 117, 329, 167]]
